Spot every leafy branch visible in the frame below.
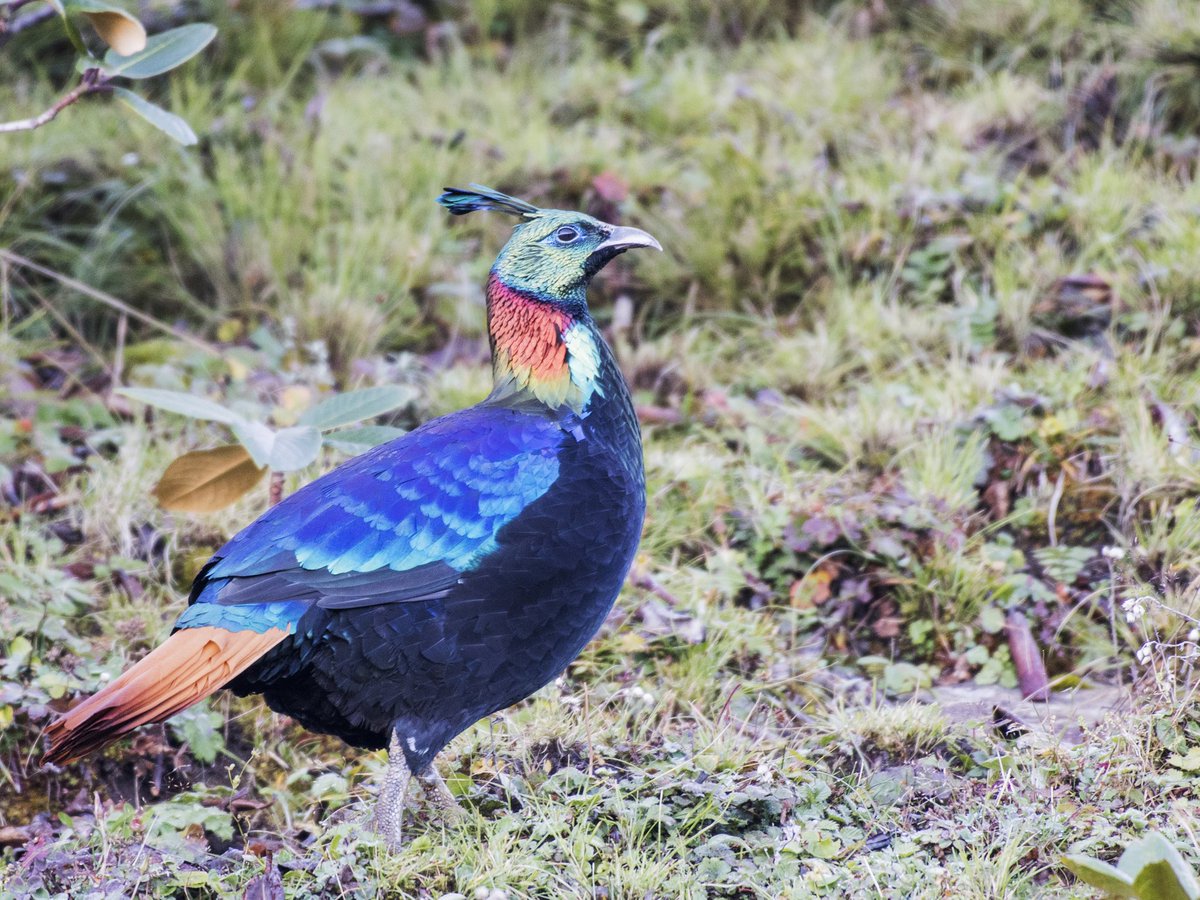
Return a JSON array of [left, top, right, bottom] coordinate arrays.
[[0, 66, 109, 134], [120, 386, 414, 512], [0, 0, 215, 143]]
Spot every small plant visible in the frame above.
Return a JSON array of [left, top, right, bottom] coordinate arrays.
[[1064, 831, 1200, 899], [0, 0, 215, 143], [120, 385, 411, 512]]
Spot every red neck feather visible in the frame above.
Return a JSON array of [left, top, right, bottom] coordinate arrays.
[[486, 274, 573, 387]]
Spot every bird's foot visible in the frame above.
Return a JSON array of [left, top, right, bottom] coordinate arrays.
[[370, 729, 413, 850], [370, 802, 405, 851], [417, 767, 466, 826]]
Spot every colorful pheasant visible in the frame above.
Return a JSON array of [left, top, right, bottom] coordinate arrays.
[[44, 185, 660, 847]]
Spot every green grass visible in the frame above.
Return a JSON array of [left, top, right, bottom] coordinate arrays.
[[6, 0, 1200, 896]]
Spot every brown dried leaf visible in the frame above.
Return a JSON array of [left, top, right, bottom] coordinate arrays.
[[152, 444, 265, 513], [83, 9, 147, 55]]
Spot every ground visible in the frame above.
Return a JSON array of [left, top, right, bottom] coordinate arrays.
[[4, 0, 1200, 897]]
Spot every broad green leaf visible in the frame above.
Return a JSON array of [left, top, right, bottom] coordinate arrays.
[[152, 445, 264, 513], [1133, 862, 1200, 900], [298, 385, 414, 430], [1167, 747, 1200, 772], [1121, 833, 1200, 900], [267, 426, 323, 472], [68, 0, 146, 54], [120, 387, 242, 425], [1061, 855, 1137, 897], [103, 23, 216, 79], [167, 704, 224, 764], [113, 88, 196, 145], [325, 425, 406, 454], [232, 421, 277, 469]]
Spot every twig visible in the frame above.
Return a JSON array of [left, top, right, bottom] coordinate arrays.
[[0, 249, 221, 355], [0, 69, 109, 134], [0, 0, 51, 40], [13, 269, 113, 378], [1046, 469, 1065, 547], [631, 568, 681, 606]]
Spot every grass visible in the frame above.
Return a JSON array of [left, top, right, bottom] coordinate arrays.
[[6, 0, 1200, 896]]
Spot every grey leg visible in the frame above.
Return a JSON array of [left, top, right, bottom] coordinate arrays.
[[371, 729, 412, 850], [417, 765, 465, 825]]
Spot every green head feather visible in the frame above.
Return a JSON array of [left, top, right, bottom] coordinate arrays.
[[437, 183, 662, 303]]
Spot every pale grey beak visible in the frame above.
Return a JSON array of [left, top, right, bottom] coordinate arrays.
[[596, 225, 663, 253]]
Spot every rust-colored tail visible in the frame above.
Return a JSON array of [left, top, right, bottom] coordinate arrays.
[[43, 625, 288, 765]]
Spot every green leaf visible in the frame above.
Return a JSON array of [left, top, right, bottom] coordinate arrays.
[[112, 88, 196, 145], [1167, 747, 1200, 772], [325, 425, 406, 454], [1062, 855, 1138, 897], [979, 605, 1007, 634], [267, 426, 323, 472], [1121, 833, 1200, 900], [167, 704, 225, 764], [231, 421, 276, 469], [882, 662, 930, 695], [102, 23, 216, 79], [298, 385, 414, 430], [1035, 545, 1093, 586], [67, 0, 146, 54], [119, 387, 242, 425]]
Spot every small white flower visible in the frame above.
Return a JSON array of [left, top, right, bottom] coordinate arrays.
[[626, 685, 655, 705], [1102, 546, 1127, 560], [1188, 629, 1199, 643]]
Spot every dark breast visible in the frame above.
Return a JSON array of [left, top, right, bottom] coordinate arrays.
[[233, 396, 644, 772]]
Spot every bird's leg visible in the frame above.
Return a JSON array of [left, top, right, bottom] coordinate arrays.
[[371, 729, 412, 850], [417, 764, 465, 825]]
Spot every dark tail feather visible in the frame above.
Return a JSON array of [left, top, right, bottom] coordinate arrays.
[[43, 625, 288, 765]]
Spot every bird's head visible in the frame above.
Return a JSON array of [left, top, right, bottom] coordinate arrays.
[[438, 184, 662, 305], [438, 183, 661, 411]]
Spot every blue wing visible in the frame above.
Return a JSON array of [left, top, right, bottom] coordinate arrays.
[[175, 406, 565, 634]]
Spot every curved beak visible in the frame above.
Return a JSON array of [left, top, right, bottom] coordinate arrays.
[[596, 225, 663, 254]]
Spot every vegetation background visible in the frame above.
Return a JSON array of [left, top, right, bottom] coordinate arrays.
[[5, 0, 1200, 896]]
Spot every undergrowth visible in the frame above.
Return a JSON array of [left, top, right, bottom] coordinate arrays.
[[5, 0, 1200, 897]]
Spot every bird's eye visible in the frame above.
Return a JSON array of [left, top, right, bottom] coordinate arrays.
[[554, 226, 581, 244]]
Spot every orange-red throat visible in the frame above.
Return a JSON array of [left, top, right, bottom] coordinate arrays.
[[486, 273, 603, 412]]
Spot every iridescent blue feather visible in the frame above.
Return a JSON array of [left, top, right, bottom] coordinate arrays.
[[176, 406, 564, 634]]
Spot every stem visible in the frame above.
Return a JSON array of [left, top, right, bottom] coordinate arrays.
[[0, 250, 221, 356], [268, 471, 284, 506], [0, 69, 108, 134], [0, 0, 48, 37]]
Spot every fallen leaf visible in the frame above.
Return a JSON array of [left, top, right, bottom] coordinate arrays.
[[152, 444, 265, 513]]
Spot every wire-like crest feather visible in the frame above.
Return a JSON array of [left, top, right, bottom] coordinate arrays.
[[437, 183, 542, 218]]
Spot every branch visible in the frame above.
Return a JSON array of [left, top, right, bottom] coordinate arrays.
[[0, 69, 108, 134], [2, 0, 41, 17], [0, 3, 54, 43]]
